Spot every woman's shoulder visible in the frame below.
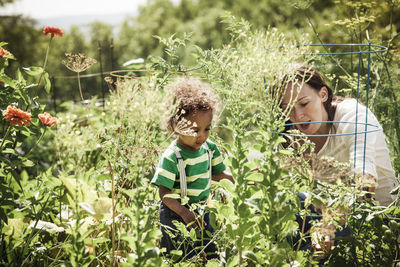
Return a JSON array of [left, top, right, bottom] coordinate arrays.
[[334, 98, 366, 120]]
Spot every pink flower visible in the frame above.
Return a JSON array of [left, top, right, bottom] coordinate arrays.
[[0, 47, 11, 58], [3, 105, 32, 127], [43, 26, 63, 38], [38, 112, 57, 126]]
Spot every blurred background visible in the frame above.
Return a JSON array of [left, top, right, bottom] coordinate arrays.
[[1, 0, 399, 105]]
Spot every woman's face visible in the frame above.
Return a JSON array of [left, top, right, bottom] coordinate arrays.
[[282, 82, 330, 135]]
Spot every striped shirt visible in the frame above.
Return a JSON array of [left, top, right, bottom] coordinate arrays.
[[151, 139, 226, 203]]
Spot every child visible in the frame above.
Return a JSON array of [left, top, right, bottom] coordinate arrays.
[[151, 78, 234, 262]]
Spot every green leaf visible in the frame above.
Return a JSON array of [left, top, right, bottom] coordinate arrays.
[[163, 193, 180, 199], [238, 203, 250, 218], [206, 259, 220, 267], [0, 209, 8, 224], [23, 66, 44, 76], [278, 149, 292, 156], [231, 157, 239, 169], [219, 205, 234, 219], [226, 254, 239, 267], [0, 73, 16, 88], [96, 174, 111, 181], [243, 250, 259, 264], [2, 148, 16, 155], [189, 228, 197, 240], [16, 69, 24, 83], [43, 72, 51, 94], [220, 179, 236, 194], [170, 250, 183, 256], [246, 172, 264, 182], [22, 159, 34, 167]]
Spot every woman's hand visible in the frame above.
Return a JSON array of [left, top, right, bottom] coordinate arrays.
[[361, 173, 377, 200]]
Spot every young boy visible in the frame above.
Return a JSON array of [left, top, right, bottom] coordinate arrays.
[[151, 78, 234, 262]]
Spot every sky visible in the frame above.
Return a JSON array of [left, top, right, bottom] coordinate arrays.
[[0, 0, 149, 19]]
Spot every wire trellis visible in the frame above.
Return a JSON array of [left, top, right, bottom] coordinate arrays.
[[276, 43, 388, 219]]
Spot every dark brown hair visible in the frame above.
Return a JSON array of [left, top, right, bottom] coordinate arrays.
[[166, 78, 220, 133]]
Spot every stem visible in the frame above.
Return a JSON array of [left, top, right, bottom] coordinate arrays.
[[25, 127, 47, 156], [108, 111, 124, 266], [77, 72, 84, 102], [33, 37, 53, 99], [0, 125, 12, 153]]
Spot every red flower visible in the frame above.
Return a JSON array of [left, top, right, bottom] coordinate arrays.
[[38, 112, 57, 126], [0, 47, 11, 58], [3, 105, 32, 127], [43, 26, 63, 38]]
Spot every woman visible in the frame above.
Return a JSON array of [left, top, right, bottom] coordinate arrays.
[[280, 64, 398, 206]]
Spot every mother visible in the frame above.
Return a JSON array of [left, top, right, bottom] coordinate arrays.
[[280, 64, 398, 206]]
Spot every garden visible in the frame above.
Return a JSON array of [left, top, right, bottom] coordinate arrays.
[[1, 0, 400, 266]]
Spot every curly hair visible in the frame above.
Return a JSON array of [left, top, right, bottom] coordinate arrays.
[[166, 78, 221, 133]]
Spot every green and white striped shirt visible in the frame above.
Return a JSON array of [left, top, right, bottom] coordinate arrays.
[[151, 139, 226, 203]]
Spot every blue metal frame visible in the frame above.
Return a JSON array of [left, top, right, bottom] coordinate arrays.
[[277, 43, 388, 220]]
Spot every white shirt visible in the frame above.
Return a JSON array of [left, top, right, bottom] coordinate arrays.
[[318, 99, 398, 206]]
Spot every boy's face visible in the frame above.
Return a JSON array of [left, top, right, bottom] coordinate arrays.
[[177, 109, 213, 150]]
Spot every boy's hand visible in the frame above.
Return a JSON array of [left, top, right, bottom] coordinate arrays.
[[181, 209, 206, 231]]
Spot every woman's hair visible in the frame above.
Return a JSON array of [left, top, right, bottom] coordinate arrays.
[[283, 63, 342, 121], [166, 78, 221, 133]]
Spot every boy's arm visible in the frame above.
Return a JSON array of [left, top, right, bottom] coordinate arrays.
[[159, 185, 205, 229], [212, 171, 235, 184]]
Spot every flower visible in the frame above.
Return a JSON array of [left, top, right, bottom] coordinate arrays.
[[38, 112, 57, 126], [174, 117, 197, 136], [0, 47, 10, 58], [43, 26, 63, 38], [62, 53, 97, 73], [3, 105, 32, 126]]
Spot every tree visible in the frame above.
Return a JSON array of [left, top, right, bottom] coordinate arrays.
[[0, 15, 42, 73], [0, 0, 15, 6]]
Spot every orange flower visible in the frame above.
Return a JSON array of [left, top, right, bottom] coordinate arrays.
[[43, 26, 63, 38], [38, 112, 57, 126], [3, 105, 32, 127], [0, 47, 10, 58]]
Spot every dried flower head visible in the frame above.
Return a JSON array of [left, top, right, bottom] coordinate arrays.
[[311, 156, 352, 184], [174, 116, 198, 136], [104, 76, 113, 84], [38, 112, 57, 126], [62, 53, 97, 73], [43, 26, 63, 38], [0, 47, 11, 58], [3, 105, 32, 127], [104, 76, 115, 91], [311, 223, 335, 253]]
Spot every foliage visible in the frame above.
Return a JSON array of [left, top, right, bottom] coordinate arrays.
[[0, 39, 60, 265], [1, 1, 400, 266]]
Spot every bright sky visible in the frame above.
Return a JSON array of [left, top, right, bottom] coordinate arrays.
[[0, 0, 149, 19]]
